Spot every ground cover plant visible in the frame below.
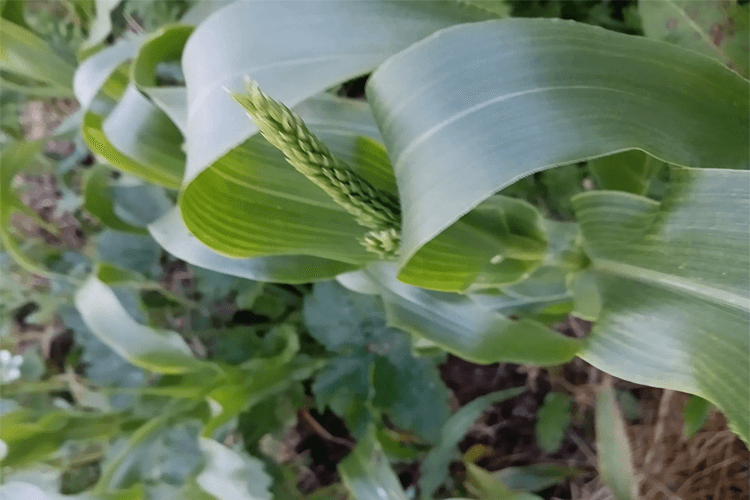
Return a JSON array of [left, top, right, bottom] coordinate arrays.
[[0, 0, 748, 499]]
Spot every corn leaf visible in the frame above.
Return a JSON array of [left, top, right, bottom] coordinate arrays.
[[74, 276, 207, 374], [639, 0, 749, 77], [365, 18, 749, 290], [595, 383, 638, 500], [573, 167, 749, 443], [366, 263, 581, 366], [131, 24, 193, 133], [0, 17, 75, 95], [420, 388, 525, 500], [339, 427, 409, 500]]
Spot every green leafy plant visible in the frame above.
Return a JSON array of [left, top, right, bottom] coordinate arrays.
[[1, 0, 748, 499]]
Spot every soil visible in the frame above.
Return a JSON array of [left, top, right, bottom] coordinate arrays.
[[289, 348, 749, 500]]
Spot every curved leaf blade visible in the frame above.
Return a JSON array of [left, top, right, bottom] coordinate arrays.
[[180, 0, 494, 183], [420, 388, 525, 499], [74, 276, 205, 374], [639, 0, 749, 77], [132, 24, 194, 133], [367, 263, 581, 365], [339, 427, 409, 500], [365, 18, 749, 289], [573, 167, 749, 442], [595, 383, 638, 500], [148, 208, 358, 283]]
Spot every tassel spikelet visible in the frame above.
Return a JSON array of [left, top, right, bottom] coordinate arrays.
[[230, 79, 401, 257]]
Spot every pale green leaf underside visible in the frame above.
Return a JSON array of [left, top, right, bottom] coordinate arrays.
[[195, 438, 272, 500], [74, 276, 205, 374], [179, 0, 494, 184], [83, 0, 122, 51], [366, 263, 581, 366], [574, 167, 749, 442], [595, 385, 638, 500], [366, 18, 749, 288], [339, 428, 410, 500]]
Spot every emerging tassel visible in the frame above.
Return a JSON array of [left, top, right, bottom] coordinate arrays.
[[229, 79, 401, 257]]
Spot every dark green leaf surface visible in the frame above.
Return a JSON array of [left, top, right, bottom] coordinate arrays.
[[304, 281, 449, 440], [83, 166, 149, 234], [588, 150, 661, 195], [683, 395, 712, 439], [96, 230, 160, 276]]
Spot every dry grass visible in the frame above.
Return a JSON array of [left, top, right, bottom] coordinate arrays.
[[631, 391, 749, 500], [568, 386, 749, 500]]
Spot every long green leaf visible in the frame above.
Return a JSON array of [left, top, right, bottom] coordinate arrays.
[[194, 438, 272, 500], [74, 36, 184, 188], [174, 1, 498, 272], [420, 388, 525, 499], [131, 24, 193, 133], [595, 383, 638, 500], [148, 208, 359, 283], [0, 17, 75, 95], [639, 0, 749, 77], [74, 276, 207, 374], [365, 18, 749, 289], [74, 36, 145, 108], [572, 167, 749, 442], [366, 263, 581, 365], [101, 85, 185, 184], [339, 427, 409, 500], [1, 409, 122, 468]]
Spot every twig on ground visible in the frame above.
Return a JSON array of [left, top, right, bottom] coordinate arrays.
[[300, 409, 355, 449]]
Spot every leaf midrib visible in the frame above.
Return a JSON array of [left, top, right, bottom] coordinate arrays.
[[594, 258, 750, 312], [662, 0, 732, 65]]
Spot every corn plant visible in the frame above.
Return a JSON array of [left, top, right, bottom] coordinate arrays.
[[1, 0, 748, 499]]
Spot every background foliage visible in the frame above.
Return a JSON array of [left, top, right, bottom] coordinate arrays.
[[1, 1, 747, 499]]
